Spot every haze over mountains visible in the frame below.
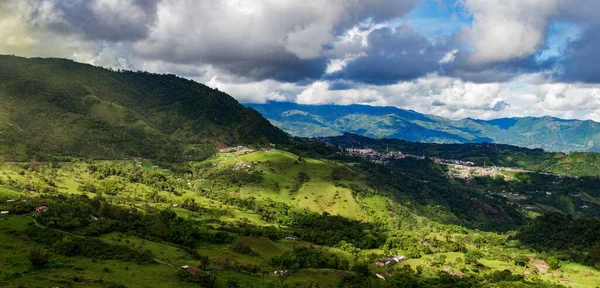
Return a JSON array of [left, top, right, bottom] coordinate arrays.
[[248, 102, 600, 152]]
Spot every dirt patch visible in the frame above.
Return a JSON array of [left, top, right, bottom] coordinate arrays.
[[531, 258, 549, 274]]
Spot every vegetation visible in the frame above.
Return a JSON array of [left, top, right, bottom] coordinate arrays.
[[248, 101, 600, 152], [27, 247, 51, 269], [2, 57, 600, 287], [0, 55, 288, 162], [517, 214, 600, 268], [0, 148, 598, 287]]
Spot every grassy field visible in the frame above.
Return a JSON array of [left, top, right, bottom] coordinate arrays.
[[0, 150, 599, 287]]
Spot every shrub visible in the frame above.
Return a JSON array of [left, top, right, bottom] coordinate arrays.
[[231, 243, 258, 256], [28, 247, 51, 268]]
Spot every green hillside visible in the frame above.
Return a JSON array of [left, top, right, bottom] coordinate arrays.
[[2, 148, 599, 287], [247, 102, 600, 152], [0, 55, 288, 161], [2, 56, 600, 287]]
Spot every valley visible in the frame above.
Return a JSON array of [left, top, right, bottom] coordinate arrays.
[[1, 56, 600, 287], [1, 145, 600, 287]]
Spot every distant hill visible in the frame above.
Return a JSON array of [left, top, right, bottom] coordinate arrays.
[[246, 101, 600, 152], [0, 55, 288, 161]]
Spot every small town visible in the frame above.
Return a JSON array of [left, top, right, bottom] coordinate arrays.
[[344, 147, 578, 180]]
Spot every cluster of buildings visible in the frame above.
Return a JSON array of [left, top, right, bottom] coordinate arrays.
[[346, 147, 477, 167], [374, 255, 407, 281], [233, 161, 253, 171], [431, 157, 475, 166], [1, 198, 49, 216], [346, 148, 416, 164], [218, 146, 254, 153], [376, 255, 407, 267]]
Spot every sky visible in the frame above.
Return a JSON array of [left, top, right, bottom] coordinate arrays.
[[2, 0, 600, 121]]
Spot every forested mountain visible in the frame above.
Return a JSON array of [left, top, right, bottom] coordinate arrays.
[[3, 56, 600, 287], [247, 101, 600, 152], [0, 55, 288, 161]]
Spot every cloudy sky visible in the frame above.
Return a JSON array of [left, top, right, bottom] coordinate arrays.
[[2, 0, 600, 120]]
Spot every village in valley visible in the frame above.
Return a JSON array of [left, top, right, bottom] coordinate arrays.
[[343, 147, 574, 181]]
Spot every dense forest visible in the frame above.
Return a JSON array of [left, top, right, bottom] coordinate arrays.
[[0, 55, 288, 162]]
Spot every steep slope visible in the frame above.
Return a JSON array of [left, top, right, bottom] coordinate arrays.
[[247, 101, 600, 152], [0, 55, 288, 161]]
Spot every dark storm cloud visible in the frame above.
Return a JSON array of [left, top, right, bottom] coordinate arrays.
[[337, 0, 420, 30], [18, 0, 600, 86], [32, 0, 161, 42], [327, 25, 448, 85], [553, 1, 600, 83], [127, 0, 419, 83], [557, 28, 600, 83], [446, 52, 557, 83]]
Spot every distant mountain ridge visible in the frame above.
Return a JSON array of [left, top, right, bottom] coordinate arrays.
[[0, 55, 288, 161], [246, 101, 600, 152]]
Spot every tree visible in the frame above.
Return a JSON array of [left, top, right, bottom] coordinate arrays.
[[352, 261, 371, 288], [548, 257, 560, 270], [465, 250, 483, 265], [28, 247, 51, 268], [199, 255, 210, 271]]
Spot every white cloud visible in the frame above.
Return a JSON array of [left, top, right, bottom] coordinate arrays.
[[439, 49, 458, 64], [461, 0, 560, 64], [4, 0, 600, 123]]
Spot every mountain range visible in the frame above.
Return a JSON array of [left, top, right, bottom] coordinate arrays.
[[246, 101, 600, 152], [3, 56, 600, 287], [0, 55, 287, 161]]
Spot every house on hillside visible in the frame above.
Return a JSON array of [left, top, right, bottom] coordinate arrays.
[[0, 211, 8, 216], [376, 256, 407, 266], [5, 199, 15, 203], [36, 206, 48, 213], [181, 265, 198, 275]]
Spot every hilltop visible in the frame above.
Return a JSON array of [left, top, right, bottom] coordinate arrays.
[[0, 55, 288, 161], [247, 101, 600, 152]]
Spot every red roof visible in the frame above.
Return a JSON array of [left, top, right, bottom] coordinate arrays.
[[36, 206, 48, 212], [186, 266, 198, 275]]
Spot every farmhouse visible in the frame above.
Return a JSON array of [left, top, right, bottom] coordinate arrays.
[[181, 265, 198, 275], [0, 211, 8, 215], [5, 199, 15, 203], [376, 255, 407, 266], [36, 206, 48, 213]]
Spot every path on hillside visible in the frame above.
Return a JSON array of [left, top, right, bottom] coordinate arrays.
[[26, 215, 176, 269]]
